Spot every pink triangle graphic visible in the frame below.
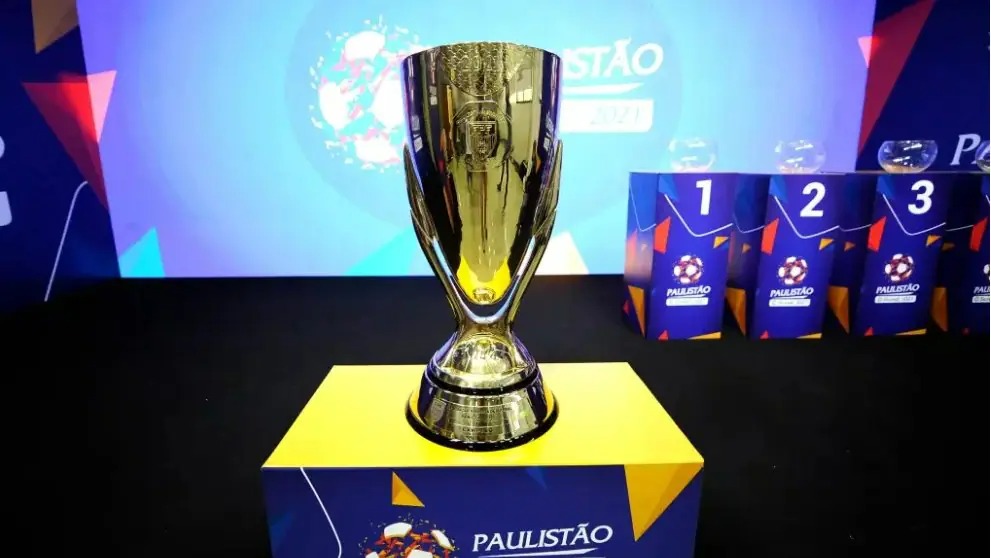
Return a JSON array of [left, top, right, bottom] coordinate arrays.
[[87, 70, 116, 142], [857, 35, 873, 67]]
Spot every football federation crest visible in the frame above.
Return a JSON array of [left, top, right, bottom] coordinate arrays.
[[454, 104, 509, 171]]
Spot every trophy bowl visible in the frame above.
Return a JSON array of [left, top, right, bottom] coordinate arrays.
[[399, 42, 563, 451], [877, 140, 938, 173]]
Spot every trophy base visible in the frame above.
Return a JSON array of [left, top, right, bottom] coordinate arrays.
[[406, 362, 558, 452]]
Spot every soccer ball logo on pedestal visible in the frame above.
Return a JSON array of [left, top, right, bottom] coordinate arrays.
[[777, 256, 808, 286], [884, 253, 914, 283], [363, 521, 455, 558], [672, 255, 703, 285]]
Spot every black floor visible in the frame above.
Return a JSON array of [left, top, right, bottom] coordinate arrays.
[[1, 275, 985, 557]]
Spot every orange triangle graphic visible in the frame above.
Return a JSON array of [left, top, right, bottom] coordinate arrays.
[[760, 219, 779, 255], [31, 0, 78, 54], [713, 235, 729, 249], [628, 285, 646, 335], [742, 243, 751, 253], [653, 217, 671, 254], [624, 464, 701, 541], [867, 217, 886, 252], [658, 330, 669, 341], [819, 237, 834, 250], [828, 286, 850, 333], [930, 287, 948, 331], [970, 218, 987, 252], [925, 234, 940, 247], [844, 241, 856, 251], [864, 327, 874, 336], [391, 472, 425, 507], [759, 331, 769, 340], [941, 242, 955, 252]]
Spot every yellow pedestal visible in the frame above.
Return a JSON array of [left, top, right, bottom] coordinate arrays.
[[262, 363, 704, 558]]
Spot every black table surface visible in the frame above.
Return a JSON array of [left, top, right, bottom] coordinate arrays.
[[1, 275, 984, 557]]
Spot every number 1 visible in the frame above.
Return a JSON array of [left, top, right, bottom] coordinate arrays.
[[696, 179, 712, 215]]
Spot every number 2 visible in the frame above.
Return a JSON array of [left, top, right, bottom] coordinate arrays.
[[908, 180, 934, 215], [696, 179, 712, 215], [799, 181, 826, 217]]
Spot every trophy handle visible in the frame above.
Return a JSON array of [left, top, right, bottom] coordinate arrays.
[[504, 139, 563, 327], [403, 145, 468, 323]]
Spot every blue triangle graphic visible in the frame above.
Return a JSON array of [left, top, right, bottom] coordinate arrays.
[[877, 175, 895, 199], [118, 228, 165, 278], [347, 227, 420, 276], [525, 467, 547, 489], [769, 176, 788, 202], [657, 174, 679, 201]]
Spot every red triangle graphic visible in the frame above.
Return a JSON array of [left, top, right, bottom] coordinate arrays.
[[23, 74, 107, 206], [858, 0, 935, 154]]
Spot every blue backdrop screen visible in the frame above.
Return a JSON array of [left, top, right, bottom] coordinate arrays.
[[77, 0, 875, 276]]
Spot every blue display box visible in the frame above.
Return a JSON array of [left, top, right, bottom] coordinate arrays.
[[932, 174, 990, 335], [262, 363, 704, 558], [827, 173, 953, 336], [726, 174, 842, 339], [623, 172, 735, 340]]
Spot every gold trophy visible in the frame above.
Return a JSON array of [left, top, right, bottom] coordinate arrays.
[[400, 42, 563, 450]]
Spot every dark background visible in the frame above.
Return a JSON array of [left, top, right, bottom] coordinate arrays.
[[1, 275, 983, 557]]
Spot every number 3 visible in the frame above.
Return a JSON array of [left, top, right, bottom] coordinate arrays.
[[908, 180, 933, 215], [696, 179, 712, 215], [799, 181, 826, 217]]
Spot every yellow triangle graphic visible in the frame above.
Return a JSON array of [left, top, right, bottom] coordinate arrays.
[[742, 243, 751, 253], [712, 235, 729, 249], [391, 472, 425, 507], [624, 463, 701, 541], [725, 287, 747, 335], [628, 285, 646, 335], [689, 332, 721, 340], [818, 238, 833, 250], [797, 333, 822, 339], [844, 241, 856, 251], [926, 234, 941, 247]]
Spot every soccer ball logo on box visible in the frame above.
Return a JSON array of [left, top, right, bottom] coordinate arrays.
[[363, 521, 456, 558], [883, 253, 914, 283], [777, 256, 808, 286], [672, 255, 704, 285]]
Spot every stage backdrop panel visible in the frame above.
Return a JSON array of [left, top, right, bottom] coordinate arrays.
[[856, 0, 990, 171], [0, 0, 119, 313], [76, 0, 875, 277]]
